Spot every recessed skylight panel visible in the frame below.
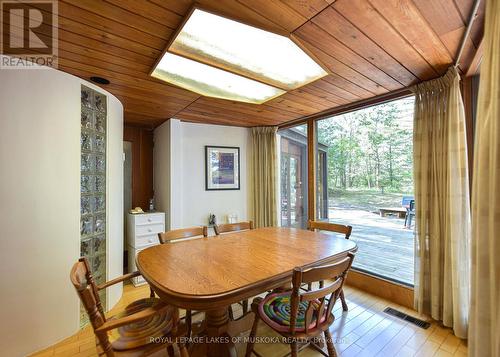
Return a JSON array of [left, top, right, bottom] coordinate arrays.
[[169, 9, 327, 90], [151, 53, 285, 104], [151, 8, 327, 104]]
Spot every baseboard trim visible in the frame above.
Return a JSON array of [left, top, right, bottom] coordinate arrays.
[[346, 270, 414, 309]]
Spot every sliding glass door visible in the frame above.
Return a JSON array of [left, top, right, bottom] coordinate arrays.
[[279, 124, 308, 229]]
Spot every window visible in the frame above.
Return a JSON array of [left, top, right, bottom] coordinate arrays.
[[315, 97, 415, 285], [279, 124, 308, 229]]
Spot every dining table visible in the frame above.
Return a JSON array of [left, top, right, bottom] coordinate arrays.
[[136, 226, 357, 357]]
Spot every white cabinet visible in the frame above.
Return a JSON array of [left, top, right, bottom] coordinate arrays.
[[127, 212, 165, 286]]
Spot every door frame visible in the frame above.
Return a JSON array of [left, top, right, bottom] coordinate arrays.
[[280, 135, 308, 228]]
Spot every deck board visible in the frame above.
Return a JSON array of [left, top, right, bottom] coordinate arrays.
[[328, 208, 414, 285]]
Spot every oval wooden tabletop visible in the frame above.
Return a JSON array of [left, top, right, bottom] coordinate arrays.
[[136, 227, 357, 310]]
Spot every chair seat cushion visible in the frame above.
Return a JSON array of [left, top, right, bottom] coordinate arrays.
[[258, 292, 326, 333], [108, 297, 176, 351]]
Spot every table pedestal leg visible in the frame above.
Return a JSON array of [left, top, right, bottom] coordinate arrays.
[[189, 306, 255, 357], [206, 308, 236, 357]]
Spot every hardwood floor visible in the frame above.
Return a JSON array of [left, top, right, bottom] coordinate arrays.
[[30, 284, 467, 357]]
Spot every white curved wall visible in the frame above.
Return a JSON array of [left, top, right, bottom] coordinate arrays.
[[0, 62, 124, 356]]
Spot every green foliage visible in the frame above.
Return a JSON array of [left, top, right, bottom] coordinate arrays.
[[329, 188, 409, 212], [318, 97, 414, 193]]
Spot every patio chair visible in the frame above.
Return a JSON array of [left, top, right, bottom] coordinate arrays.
[[401, 196, 414, 209], [404, 199, 415, 228]]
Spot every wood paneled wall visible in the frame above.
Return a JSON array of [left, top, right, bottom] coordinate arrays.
[[123, 125, 154, 210], [346, 271, 414, 309]]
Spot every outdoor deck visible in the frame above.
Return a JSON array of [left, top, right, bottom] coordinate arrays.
[[328, 207, 414, 285]]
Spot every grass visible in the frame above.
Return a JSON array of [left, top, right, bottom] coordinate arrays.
[[329, 189, 413, 213]]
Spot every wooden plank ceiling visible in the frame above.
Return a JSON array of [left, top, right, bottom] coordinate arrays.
[[14, 0, 485, 127]]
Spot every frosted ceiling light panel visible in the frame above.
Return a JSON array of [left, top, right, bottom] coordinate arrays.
[[169, 9, 327, 90], [151, 53, 285, 104], [151, 8, 328, 103]]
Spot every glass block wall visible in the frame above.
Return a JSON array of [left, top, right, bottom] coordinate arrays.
[[80, 85, 107, 326]]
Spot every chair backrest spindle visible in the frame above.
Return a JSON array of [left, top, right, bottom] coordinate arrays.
[[70, 257, 113, 354], [289, 253, 354, 334]]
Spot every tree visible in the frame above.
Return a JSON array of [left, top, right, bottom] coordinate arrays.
[[317, 97, 414, 194]]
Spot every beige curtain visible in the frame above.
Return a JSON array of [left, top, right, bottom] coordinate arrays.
[[469, 0, 500, 355], [250, 126, 278, 228], [412, 66, 471, 339]]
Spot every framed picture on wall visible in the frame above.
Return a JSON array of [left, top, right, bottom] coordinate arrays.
[[205, 146, 240, 190]]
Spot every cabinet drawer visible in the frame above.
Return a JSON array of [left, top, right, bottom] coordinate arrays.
[[135, 214, 164, 226], [136, 223, 164, 237], [132, 234, 159, 248]]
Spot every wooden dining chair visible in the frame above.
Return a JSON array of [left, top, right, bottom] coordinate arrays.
[[214, 220, 253, 317], [214, 220, 253, 235], [70, 257, 188, 357], [246, 253, 355, 357], [308, 220, 352, 312], [158, 226, 208, 339], [308, 220, 352, 239], [158, 226, 208, 244]]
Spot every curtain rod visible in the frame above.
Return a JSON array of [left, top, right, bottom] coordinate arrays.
[[455, 0, 482, 68]]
